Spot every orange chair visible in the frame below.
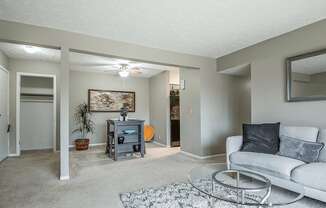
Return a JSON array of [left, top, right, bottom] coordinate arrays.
[[144, 125, 155, 142]]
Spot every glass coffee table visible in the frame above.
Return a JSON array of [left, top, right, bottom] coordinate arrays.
[[188, 164, 305, 207]]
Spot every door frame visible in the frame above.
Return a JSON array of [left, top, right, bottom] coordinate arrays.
[[0, 65, 10, 158], [16, 72, 57, 155]]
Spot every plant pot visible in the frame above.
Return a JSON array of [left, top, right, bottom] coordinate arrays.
[[75, 138, 90, 151]]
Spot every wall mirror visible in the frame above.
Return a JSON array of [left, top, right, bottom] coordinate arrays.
[[286, 49, 326, 102]]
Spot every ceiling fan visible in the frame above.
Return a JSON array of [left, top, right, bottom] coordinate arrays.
[[71, 62, 144, 77], [117, 64, 142, 77]]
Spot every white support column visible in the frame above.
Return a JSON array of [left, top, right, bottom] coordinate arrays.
[[60, 47, 70, 180]]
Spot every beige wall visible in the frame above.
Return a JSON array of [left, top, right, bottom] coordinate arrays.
[[217, 19, 326, 129], [8, 59, 61, 153], [149, 71, 169, 145], [169, 69, 180, 85], [70, 70, 150, 145]]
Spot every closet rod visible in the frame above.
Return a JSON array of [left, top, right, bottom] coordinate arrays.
[[21, 93, 53, 97], [21, 99, 53, 103]]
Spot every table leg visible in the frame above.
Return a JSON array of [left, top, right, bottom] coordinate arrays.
[[241, 190, 245, 204], [259, 186, 272, 208], [236, 171, 240, 204]]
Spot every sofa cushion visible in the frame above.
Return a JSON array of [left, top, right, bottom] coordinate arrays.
[[317, 129, 326, 162], [278, 135, 324, 163], [230, 152, 305, 179], [241, 123, 280, 154], [292, 163, 326, 192], [280, 126, 319, 142]]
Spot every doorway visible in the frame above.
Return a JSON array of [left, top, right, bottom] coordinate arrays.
[[16, 73, 57, 155], [0, 65, 9, 161], [169, 84, 180, 147], [0, 41, 61, 157]]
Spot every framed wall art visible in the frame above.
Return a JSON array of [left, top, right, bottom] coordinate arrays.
[[88, 89, 135, 112]]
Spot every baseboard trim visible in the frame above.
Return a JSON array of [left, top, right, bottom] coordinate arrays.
[[0, 156, 8, 163], [90, 143, 106, 147], [8, 153, 19, 157], [152, 141, 167, 147], [60, 175, 70, 180], [180, 150, 225, 160], [69, 142, 105, 148]]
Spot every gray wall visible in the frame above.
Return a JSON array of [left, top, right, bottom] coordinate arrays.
[[0, 19, 241, 168], [149, 71, 169, 145], [8, 58, 60, 154], [149, 68, 205, 156], [217, 19, 326, 129], [0, 50, 8, 69], [210, 72, 251, 137], [236, 74, 251, 131], [180, 68, 201, 155], [292, 72, 326, 97], [0, 52, 9, 161], [292, 72, 312, 97], [69, 70, 150, 145], [200, 70, 243, 155], [310, 72, 326, 95]]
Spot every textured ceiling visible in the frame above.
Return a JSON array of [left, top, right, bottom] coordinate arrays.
[[0, 42, 61, 62], [1, 1, 326, 58], [0, 42, 174, 77], [69, 52, 175, 78]]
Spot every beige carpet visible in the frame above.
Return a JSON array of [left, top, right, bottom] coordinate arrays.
[[1, 143, 324, 208], [0, 143, 224, 208]]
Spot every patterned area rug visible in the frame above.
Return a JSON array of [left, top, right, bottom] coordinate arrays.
[[120, 182, 253, 208]]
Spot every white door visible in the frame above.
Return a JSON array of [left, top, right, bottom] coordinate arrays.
[[0, 67, 9, 161]]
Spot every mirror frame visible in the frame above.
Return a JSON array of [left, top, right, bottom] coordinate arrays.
[[286, 48, 326, 102]]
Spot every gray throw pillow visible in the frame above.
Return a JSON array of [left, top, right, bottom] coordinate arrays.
[[278, 135, 324, 163]]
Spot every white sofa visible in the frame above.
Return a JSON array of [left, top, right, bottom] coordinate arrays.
[[226, 126, 326, 203]]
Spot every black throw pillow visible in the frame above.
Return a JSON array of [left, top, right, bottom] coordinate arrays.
[[241, 122, 280, 154]]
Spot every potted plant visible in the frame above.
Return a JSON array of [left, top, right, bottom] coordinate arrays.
[[73, 103, 95, 150]]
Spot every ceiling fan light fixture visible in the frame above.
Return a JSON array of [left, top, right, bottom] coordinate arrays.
[[119, 70, 129, 77]]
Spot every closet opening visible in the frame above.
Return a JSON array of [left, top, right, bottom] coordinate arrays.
[[17, 73, 57, 155]]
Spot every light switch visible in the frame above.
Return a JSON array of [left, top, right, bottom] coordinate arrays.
[[180, 79, 185, 90]]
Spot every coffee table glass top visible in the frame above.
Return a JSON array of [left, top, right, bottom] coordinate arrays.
[[188, 164, 305, 207]]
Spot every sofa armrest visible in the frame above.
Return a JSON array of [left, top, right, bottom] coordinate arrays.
[[226, 136, 243, 169]]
